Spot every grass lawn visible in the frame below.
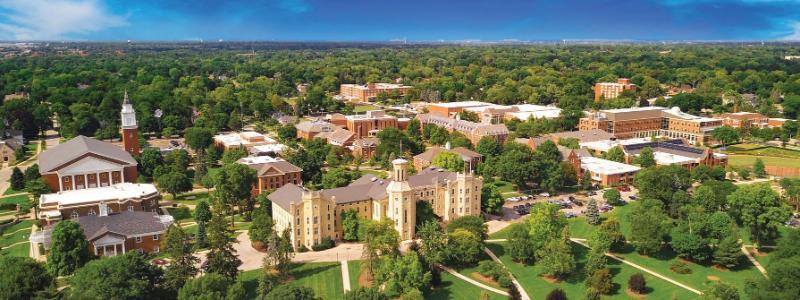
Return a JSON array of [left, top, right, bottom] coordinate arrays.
[[566, 204, 634, 240], [0, 220, 33, 244], [3, 186, 26, 195], [612, 245, 764, 294], [0, 194, 32, 210], [166, 206, 194, 222], [491, 180, 517, 194], [425, 271, 507, 300], [725, 145, 800, 158], [728, 155, 800, 169], [347, 260, 361, 289], [487, 242, 696, 299], [0, 242, 29, 257], [353, 104, 378, 113], [361, 169, 387, 179], [747, 247, 774, 269], [454, 252, 503, 289], [240, 262, 344, 299], [168, 191, 212, 206]]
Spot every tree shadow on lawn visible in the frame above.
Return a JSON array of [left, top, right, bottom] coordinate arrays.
[[289, 262, 340, 279], [424, 278, 455, 299]]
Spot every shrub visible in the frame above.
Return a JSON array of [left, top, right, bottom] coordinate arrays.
[[669, 261, 692, 274], [546, 288, 567, 300], [585, 268, 613, 294], [477, 261, 512, 288], [628, 273, 647, 294], [311, 237, 335, 251]]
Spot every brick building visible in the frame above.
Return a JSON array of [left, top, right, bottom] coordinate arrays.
[[594, 78, 637, 102], [295, 120, 340, 140], [238, 156, 303, 194], [413, 146, 482, 172], [214, 131, 278, 151], [352, 138, 379, 160], [38, 135, 139, 192], [339, 83, 412, 102], [580, 157, 641, 186], [37, 182, 161, 224]]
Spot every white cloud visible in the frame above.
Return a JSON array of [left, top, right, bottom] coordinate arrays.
[[781, 21, 800, 40], [0, 0, 127, 40]]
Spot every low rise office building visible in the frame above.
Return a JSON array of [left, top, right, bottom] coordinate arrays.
[[594, 78, 637, 102], [214, 131, 277, 151], [416, 113, 509, 145], [579, 106, 722, 145], [339, 83, 412, 102]]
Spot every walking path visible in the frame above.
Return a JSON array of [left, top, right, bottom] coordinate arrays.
[[341, 260, 351, 292], [741, 245, 768, 278], [482, 248, 531, 300], [568, 239, 703, 295], [438, 264, 509, 297]]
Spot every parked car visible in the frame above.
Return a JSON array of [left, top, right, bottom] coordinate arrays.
[[628, 195, 637, 200], [616, 185, 631, 192], [539, 192, 551, 197], [564, 212, 577, 218]]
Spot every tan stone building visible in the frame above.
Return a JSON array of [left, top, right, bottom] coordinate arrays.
[[295, 120, 340, 140], [594, 78, 637, 102], [267, 159, 482, 249], [416, 113, 509, 145], [339, 83, 412, 102], [346, 110, 398, 138]]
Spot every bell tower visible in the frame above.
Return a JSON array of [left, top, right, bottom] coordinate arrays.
[[120, 91, 140, 156], [386, 158, 415, 240]]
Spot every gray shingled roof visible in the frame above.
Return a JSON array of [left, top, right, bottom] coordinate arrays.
[[39, 135, 137, 173], [258, 161, 303, 176], [75, 211, 169, 241]]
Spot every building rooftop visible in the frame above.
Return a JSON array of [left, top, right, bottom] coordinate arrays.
[[549, 129, 616, 143], [580, 157, 641, 175], [237, 156, 283, 165], [76, 211, 172, 241], [249, 144, 288, 155], [39, 183, 158, 208], [580, 138, 651, 153], [295, 120, 339, 133], [428, 101, 493, 108], [213, 131, 275, 147], [341, 83, 411, 90], [39, 135, 137, 173]]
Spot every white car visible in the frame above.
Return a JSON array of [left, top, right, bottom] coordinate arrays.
[[539, 192, 551, 197]]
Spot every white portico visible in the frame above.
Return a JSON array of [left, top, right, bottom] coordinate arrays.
[[38, 135, 138, 192]]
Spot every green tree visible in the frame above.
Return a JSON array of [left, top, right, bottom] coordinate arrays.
[[506, 223, 534, 264], [590, 218, 626, 252], [481, 184, 504, 215], [0, 256, 53, 300], [138, 148, 164, 178], [162, 225, 199, 293], [431, 151, 465, 172], [213, 163, 257, 221], [727, 183, 791, 246], [362, 219, 399, 277], [249, 208, 274, 247], [344, 287, 388, 300], [637, 147, 656, 167], [580, 171, 593, 191], [475, 136, 502, 158], [322, 167, 359, 189], [446, 215, 488, 240], [375, 251, 431, 298], [220, 148, 247, 165], [603, 146, 625, 163], [415, 200, 436, 226], [670, 224, 712, 262], [528, 203, 567, 255], [194, 200, 212, 248], [10, 167, 24, 191], [745, 256, 800, 300], [536, 229, 575, 279], [184, 127, 214, 152], [702, 282, 740, 300], [205, 210, 242, 280], [628, 200, 671, 255], [405, 119, 422, 141], [23, 163, 39, 181], [545, 288, 567, 300], [628, 273, 647, 294], [585, 268, 613, 295], [277, 125, 297, 142], [177, 273, 233, 300], [753, 158, 766, 178], [47, 220, 90, 276], [69, 252, 165, 300], [446, 229, 483, 266], [713, 234, 743, 269], [264, 229, 295, 278], [585, 199, 600, 225], [342, 209, 360, 241], [156, 171, 193, 199], [603, 189, 621, 206], [713, 126, 739, 147], [265, 285, 315, 300]]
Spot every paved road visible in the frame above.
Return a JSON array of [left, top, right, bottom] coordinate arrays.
[[0, 134, 60, 195]]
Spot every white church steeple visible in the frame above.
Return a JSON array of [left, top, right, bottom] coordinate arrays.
[[121, 90, 137, 129]]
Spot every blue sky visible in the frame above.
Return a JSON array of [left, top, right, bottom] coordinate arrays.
[[1, 0, 800, 41]]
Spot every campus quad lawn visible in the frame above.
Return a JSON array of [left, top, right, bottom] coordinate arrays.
[[0, 220, 33, 246], [3, 186, 26, 195], [425, 271, 507, 300], [361, 169, 387, 179], [454, 252, 504, 289], [0, 194, 32, 211], [353, 104, 379, 113], [612, 244, 764, 294], [168, 191, 212, 206], [347, 260, 361, 289], [0, 242, 29, 257], [728, 155, 800, 169], [486, 242, 697, 300], [240, 262, 344, 299]]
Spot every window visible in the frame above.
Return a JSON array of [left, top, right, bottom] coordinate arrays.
[[152, 234, 159, 240], [137, 248, 144, 254], [128, 206, 134, 212], [88, 209, 96, 216], [135, 236, 142, 243], [70, 211, 79, 219]]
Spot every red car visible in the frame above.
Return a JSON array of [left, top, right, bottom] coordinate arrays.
[[616, 185, 630, 192]]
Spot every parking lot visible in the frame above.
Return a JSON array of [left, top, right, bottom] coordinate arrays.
[[499, 186, 640, 221]]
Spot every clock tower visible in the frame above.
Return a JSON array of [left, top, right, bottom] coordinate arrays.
[[120, 91, 140, 156]]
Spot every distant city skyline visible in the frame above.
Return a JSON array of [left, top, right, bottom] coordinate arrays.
[[2, 0, 800, 41]]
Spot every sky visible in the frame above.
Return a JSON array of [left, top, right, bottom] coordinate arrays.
[[2, 0, 800, 41]]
